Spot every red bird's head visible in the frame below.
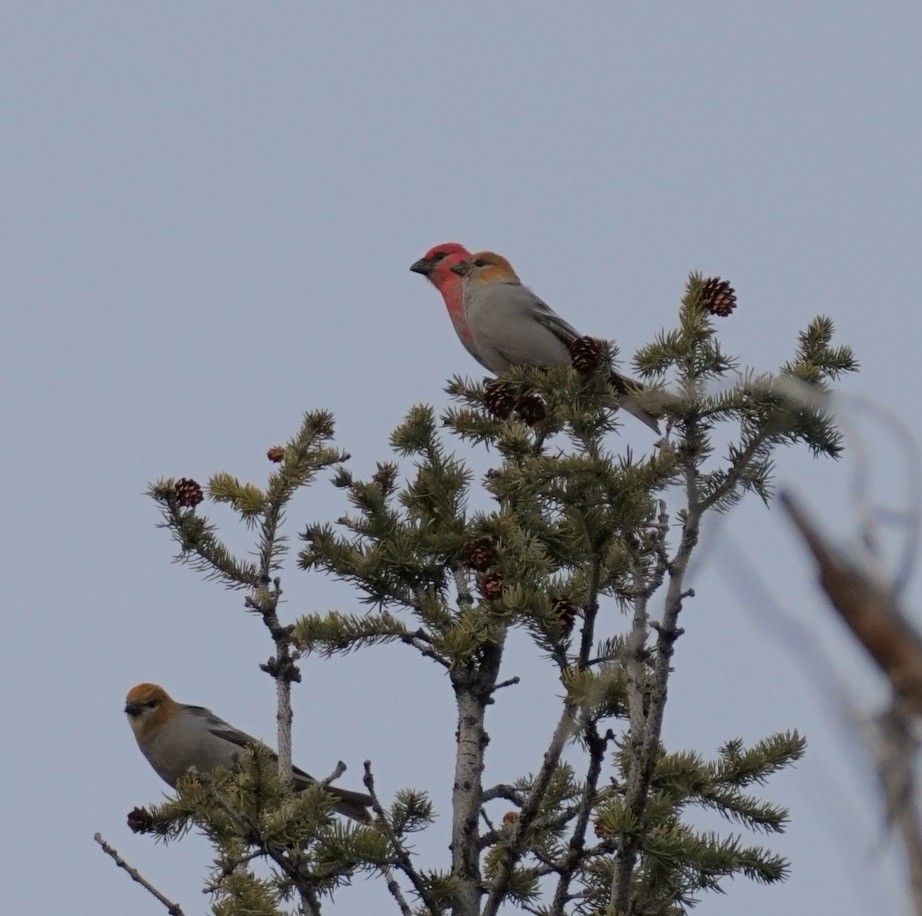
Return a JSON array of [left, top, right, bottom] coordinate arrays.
[[410, 242, 471, 293]]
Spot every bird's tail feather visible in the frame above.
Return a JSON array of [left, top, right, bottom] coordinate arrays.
[[329, 786, 374, 823], [609, 370, 662, 433]]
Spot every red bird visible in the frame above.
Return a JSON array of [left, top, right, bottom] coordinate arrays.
[[410, 243, 489, 369]]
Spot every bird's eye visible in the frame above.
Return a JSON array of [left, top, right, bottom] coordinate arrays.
[[432, 251, 446, 260], [145, 701, 158, 709], [474, 259, 486, 267]]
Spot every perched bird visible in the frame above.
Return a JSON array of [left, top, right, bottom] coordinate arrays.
[[410, 243, 489, 368], [124, 683, 372, 822], [451, 252, 660, 431]]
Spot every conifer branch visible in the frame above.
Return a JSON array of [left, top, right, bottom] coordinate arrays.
[[293, 612, 450, 668], [698, 426, 772, 512], [200, 773, 324, 914], [612, 419, 702, 913], [150, 482, 262, 589]]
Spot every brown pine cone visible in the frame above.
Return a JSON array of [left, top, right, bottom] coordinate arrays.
[[553, 598, 580, 635], [483, 380, 519, 419], [516, 393, 547, 426], [700, 277, 737, 316], [460, 535, 499, 572], [267, 446, 285, 463], [127, 806, 155, 834], [568, 335, 606, 372], [481, 571, 505, 601], [174, 477, 203, 508]]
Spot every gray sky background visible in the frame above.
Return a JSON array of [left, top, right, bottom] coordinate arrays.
[[3, 3, 921, 914]]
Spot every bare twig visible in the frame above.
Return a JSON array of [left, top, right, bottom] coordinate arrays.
[[577, 557, 603, 668], [319, 760, 348, 787], [493, 676, 521, 692], [94, 833, 185, 916], [362, 761, 442, 916], [482, 784, 525, 805], [380, 863, 414, 916]]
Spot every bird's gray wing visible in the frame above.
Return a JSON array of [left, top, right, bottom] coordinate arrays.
[[187, 705, 265, 752], [529, 296, 581, 346]]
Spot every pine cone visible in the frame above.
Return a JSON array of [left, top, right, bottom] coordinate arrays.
[[480, 571, 505, 601], [267, 446, 285, 463], [502, 811, 519, 829], [127, 806, 155, 834], [461, 535, 499, 572], [700, 277, 737, 317], [483, 380, 519, 419], [553, 598, 580, 635], [174, 477, 203, 508], [516, 393, 547, 426], [568, 335, 606, 372]]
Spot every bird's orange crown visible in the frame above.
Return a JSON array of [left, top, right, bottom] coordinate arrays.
[[126, 683, 172, 707], [452, 251, 521, 284]]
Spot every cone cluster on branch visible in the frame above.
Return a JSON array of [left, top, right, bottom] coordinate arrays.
[[483, 381, 547, 426], [460, 535, 506, 601]]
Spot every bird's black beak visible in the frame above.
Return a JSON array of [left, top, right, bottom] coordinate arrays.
[[409, 257, 434, 276], [124, 702, 140, 717]]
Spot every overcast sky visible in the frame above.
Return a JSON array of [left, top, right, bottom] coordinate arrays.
[[3, 3, 921, 914]]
